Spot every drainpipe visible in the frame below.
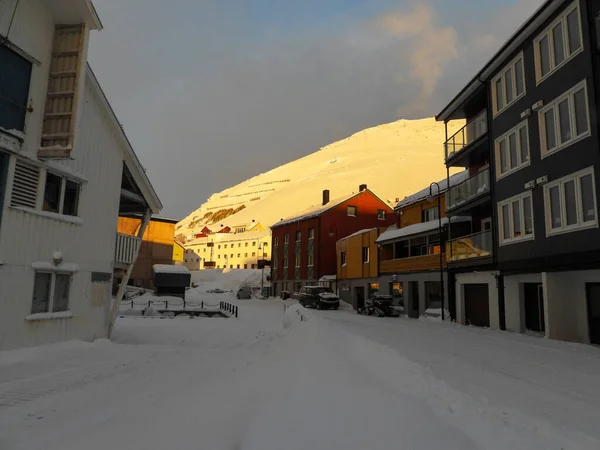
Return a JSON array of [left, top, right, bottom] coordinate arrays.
[[108, 208, 152, 337]]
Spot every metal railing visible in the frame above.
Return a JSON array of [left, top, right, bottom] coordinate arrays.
[[446, 168, 490, 211], [446, 230, 493, 262], [115, 232, 141, 264], [444, 110, 488, 160]]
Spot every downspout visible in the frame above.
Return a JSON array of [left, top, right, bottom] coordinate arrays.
[[108, 208, 152, 337]]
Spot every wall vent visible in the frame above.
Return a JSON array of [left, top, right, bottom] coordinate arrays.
[[10, 162, 40, 208]]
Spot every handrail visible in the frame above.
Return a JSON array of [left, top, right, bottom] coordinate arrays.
[[445, 109, 488, 160], [446, 168, 490, 211]]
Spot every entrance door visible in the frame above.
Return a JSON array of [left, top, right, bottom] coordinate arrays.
[[409, 281, 419, 318], [586, 283, 600, 345], [524, 283, 545, 333], [464, 283, 490, 327], [355, 286, 365, 311]]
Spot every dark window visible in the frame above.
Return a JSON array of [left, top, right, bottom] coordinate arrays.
[[362, 247, 369, 263], [308, 229, 315, 239], [341, 251, 346, 265], [0, 45, 33, 132], [295, 231, 301, 242], [43, 173, 80, 216], [347, 205, 357, 216], [251, 264, 256, 269], [31, 272, 71, 314], [63, 180, 80, 216], [43, 173, 62, 213], [377, 209, 387, 220]]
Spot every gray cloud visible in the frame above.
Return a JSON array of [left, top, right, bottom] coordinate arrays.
[[88, 0, 543, 219]]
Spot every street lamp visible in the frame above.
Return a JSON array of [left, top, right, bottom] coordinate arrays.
[[427, 182, 445, 321], [258, 243, 264, 297]]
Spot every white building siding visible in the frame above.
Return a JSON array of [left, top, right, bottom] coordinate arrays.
[[454, 271, 500, 329], [0, 72, 126, 350], [503, 273, 543, 333]]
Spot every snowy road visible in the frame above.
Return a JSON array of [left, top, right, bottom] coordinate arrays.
[[1, 296, 600, 450]]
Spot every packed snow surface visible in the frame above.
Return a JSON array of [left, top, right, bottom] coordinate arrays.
[[1, 290, 600, 449], [152, 264, 190, 274]]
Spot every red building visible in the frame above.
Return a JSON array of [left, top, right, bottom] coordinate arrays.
[[271, 186, 395, 295]]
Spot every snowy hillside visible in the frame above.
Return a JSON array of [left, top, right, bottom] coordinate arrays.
[[177, 117, 462, 240]]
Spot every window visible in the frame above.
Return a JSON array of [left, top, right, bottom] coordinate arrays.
[[245, 253, 248, 257], [230, 265, 233, 269], [245, 242, 248, 247], [308, 253, 314, 266], [539, 81, 590, 157], [274, 237, 279, 246], [347, 205, 357, 216], [423, 206, 439, 222], [377, 209, 387, 220], [308, 228, 314, 240], [534, 2, 582, 82], [244, 264, 247, 269], [341, 251, 347, 266], [362, 247, 369, 263], [251, 264, 256, 269], [544, 167, 597, 235], [263, 242, 268, 247], [273, 256, 278, 270], [230, 253, 233, 258], [283, 257, 288, 268], [492, 53, 525, 115], [31, 272, 71, 314], [253, 242, 256, 246], [495, 121, 530, 178], [0, 45, 33, 132], [218, 255, 221, 259], [252, 252, 256, 257], [224, 244, 228, 249], [295, 231, 301, 242], [237, 264, 240, 269], [237, 253, 241, 257], [295, 253, 301, 267], [284, 234, 289, 244], [42, 173, 81, 216], [498, 192, 534, 244], [238, 243, 241, 247], [218, 245, 221, 249]]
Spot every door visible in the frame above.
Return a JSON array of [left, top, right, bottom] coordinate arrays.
[[408, 281, 419, 318], [586, 283, 600, 345], [464, 283, 490, 327], [524, 283, 545, 333], [0, 151, 8, 227], [355, 286, 365, 311]]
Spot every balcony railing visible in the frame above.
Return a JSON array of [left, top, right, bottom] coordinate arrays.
[[444, 110, 488, 161], [446, 168, 490, 211], [446, 230, 493, 262], [380, 254, 446, 273], [115, 233, 141, 265]]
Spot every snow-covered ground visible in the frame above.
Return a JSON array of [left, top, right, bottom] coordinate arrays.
[[2, 293, 600, 449]]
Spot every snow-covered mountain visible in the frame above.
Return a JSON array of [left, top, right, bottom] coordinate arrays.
[[176, 117, 462, 241]]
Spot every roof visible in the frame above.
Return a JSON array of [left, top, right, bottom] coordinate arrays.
[[85, 64, 163, 214], [272, 189, 391, 229], [152, 264, 190, 274], [395, 171, 469, 210], [185, 229, 271, 247], [339, 228, 378, 241], [436, 0, 563, 122], [376, 216, 471, 243]]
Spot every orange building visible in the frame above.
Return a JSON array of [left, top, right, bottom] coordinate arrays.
[[336, 228, 387, 310], [376, 171, 471, 318], [115, 216, 179, 289]]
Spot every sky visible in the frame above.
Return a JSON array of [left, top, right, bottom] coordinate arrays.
[[88, 0, 544, 220]]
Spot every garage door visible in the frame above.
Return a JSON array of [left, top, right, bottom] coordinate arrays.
[[464, 283, 490, 327]]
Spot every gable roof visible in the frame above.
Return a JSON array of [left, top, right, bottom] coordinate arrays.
[[271, 189, 392, 229], [395, 170, 469, 210], [436, 0, 563, 122], [85, 64, 162, 214]]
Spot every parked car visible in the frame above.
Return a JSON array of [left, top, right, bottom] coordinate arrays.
[[236, 286, 253, 299], [293, 286, 340, 310], [280, 290, 291, 300]]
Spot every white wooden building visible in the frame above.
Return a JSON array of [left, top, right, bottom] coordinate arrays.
[[0, 0, 162, 350]]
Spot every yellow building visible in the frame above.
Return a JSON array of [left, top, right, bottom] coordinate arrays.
[[336, 228, 386, 310], [173, 239, 185, 264], [184, 230, 271, 271]]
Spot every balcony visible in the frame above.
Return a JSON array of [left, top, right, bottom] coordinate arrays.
[[444, 110, 488, 162], [380, 254, 446, 273], [446, 168, 490, 212], [446, 230, 493, 262], [115, 233, 141, 265]]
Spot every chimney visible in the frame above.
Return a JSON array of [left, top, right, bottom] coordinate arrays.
[[359, 184, 367, 192], [322, 189, 330, 206]]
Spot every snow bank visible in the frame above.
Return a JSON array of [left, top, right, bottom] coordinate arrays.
[[283, 303, 309, 329], [191, 268, 266, 293], [153, 264, 190, 274]]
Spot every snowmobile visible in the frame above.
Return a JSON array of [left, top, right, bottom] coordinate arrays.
[[358, 294, 400, 317]]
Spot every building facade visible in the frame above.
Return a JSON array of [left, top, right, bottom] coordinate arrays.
[[376, 172, 470, 318], [336, 228, 383, 309], [271, 187, 395, 296], [0, 0, 162, 350], [437, 0, 600, 343]]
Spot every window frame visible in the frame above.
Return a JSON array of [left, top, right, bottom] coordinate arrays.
[[423, 206, 439, 222], [377, 209, 387, 220], [543, 166, 598, 236], [362, 246, 370, 264], [341, 251, 347, 267], [533, 1, 583, 84], [274, 236, 278, 246], [295, 231, 301, 242], [307, 252, 314, 267], [42, 171, 82, 217], [495, 120, 530, 180], [30, 270, 73, 316], [498, 191, 535, 245], [491, 52, 526, 117], [538, 80, 590, 158], [347, 205, 357, 217], [284, 234, 289, 244], [308, 228, 315, 240]]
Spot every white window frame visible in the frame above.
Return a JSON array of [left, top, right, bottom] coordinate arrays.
[[42, 170, 82, 217], [495, 120, 530, 180], [423, 206, 439, 222], [294, 252, 301, 268], [347, 205, 357, 217], [28, 269, 74, 319], [362, 246, 370, 264], [491, 52, 526, 117], [543, 166, 598, 236], [284, 234, 289, 244], [534, 1, 583, 84], [498, 191, 535, 245], [308, 228, 315, 240], [538, 80, 590, 158]]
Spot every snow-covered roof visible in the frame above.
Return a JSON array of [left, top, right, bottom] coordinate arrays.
[[185, 229, 271, 247], [376, 216, 471, 243], [395, 171, 469, 210], [319, 275, 337, 281], [339, 228, 378, 241], [152, 264, 190, 274]]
